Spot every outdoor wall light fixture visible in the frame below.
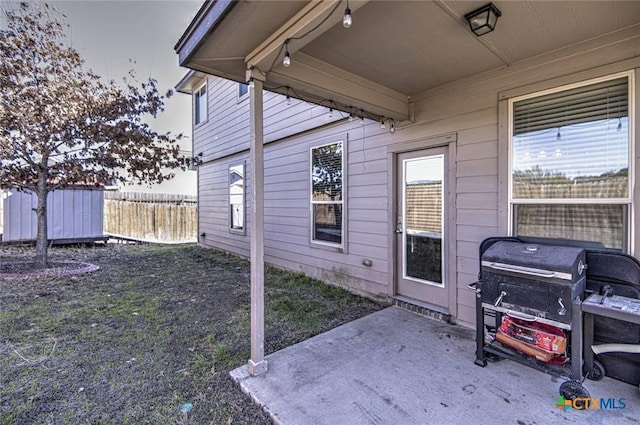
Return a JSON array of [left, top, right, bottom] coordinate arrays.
[[464, 2, 501, 36], [343, 0, 352, 28]]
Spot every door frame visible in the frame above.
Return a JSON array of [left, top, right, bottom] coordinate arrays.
[[386, 133, 458, 318]]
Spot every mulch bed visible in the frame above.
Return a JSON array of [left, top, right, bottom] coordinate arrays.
[[0, 243, 383, 424], [0, 260, 99, 279]]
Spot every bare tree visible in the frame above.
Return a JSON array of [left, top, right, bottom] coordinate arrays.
[[0, 2, 192, 268]]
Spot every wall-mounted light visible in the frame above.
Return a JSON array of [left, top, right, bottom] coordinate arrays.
[[343, 0, 352, 28], [464, 3, 501, 36]]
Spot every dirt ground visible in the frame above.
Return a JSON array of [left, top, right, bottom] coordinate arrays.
[[0, 243, 383, 424]]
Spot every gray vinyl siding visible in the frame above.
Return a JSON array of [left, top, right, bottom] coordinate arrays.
[[193, 78, 340, 163], [197, 154, 251, 258], [194, 31, 639, 327], [262, 122, 390, 298]]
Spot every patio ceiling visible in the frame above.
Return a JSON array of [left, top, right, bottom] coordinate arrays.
[[175, 0, 640, 121]]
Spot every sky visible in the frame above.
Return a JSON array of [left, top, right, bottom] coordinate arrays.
[[1, 0, 203, 193], [5, 0, 203, 147]]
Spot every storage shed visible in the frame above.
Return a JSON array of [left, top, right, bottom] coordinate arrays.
[[1, 187, 105, 243]]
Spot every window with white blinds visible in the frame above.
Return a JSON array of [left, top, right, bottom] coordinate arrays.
[[311, 141, 344, 246], [510, 74, 632, 251]]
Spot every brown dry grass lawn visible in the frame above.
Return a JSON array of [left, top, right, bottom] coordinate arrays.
[[0, 244, 383, 424]]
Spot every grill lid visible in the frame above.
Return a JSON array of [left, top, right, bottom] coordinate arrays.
[[481, 241, 586, 280]]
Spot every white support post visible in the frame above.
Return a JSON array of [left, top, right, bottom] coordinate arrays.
[[248, 76, 268, 376]]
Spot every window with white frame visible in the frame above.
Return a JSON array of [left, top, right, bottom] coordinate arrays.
[[229, 162, 245, 232], [194, 83, 207, 125], [311, 141, 344, 246], [510, 73, 632, 251], [238, 83, 249, 99]]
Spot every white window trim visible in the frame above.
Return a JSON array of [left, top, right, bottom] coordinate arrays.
[[228, 160, 246, 235], [309, 140, 346, 250], [237, 83, 249, 103], [194, 82, 208, 127], [506, 70, 635, 254]]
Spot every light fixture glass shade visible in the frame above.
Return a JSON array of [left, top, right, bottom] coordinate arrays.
[[283, 51, 291, 67], [343, 7, 352, 28], [464, 3, 501, 36]]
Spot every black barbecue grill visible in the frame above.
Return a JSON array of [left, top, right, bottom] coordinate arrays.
[[480, 241, 587, 327], [473, 238, 590, 400]]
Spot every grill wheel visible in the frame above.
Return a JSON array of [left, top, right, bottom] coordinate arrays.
[[559, 380, 590, 406], [586, 359, 605, 381]]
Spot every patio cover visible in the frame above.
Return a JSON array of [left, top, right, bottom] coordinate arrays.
[[175, 0, 640, 374]]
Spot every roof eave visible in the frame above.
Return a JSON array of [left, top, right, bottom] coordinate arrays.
[[175, 70, 208, 94], [174, 0, 238, 67]]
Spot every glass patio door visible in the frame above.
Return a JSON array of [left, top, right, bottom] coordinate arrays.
[[396, 148, 449, 308]]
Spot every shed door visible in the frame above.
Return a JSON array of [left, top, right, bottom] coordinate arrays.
[[396, 148, 449, 309]]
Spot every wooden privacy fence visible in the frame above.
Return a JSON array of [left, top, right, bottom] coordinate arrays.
[[104, 191, 197, 242]]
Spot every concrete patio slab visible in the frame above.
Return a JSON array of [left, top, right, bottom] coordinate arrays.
[[231, 307, 639, 425]]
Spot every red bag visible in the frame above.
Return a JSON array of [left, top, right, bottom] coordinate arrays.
[[496, 315, 567, 363]]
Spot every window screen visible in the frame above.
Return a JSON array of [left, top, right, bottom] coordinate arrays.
[[238, 83, 248, 98], [511, 75, 631, 251], [229, 163, 244, 232], [311, 142, 343, 246], [195, 84, 207, 125]]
